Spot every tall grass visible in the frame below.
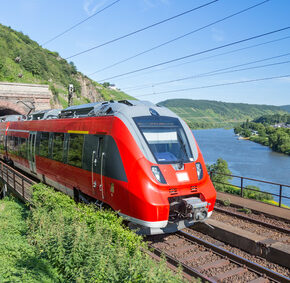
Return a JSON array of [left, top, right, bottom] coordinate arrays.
[[0, 197, 61, 282], [27, 184, 183, 282]]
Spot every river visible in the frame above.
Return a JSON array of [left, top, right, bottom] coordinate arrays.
[[193, 128, 290, 206]]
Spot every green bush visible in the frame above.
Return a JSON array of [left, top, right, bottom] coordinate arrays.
[[0, 197, 61, 282], [209, 159, 274, 203], [28, 184, 182, 282], [243, 185, 273, 201]]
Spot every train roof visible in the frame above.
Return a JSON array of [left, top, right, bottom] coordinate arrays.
[[59, 100, 177, 119], [0, 100, 178, 121]]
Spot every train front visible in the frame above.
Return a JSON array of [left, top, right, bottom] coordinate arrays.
[[115, 101, 216, 235]]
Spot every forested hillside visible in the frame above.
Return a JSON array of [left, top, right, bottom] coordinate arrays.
[[0, 23, 134, 108], [280, 105, 290, 113], [158, 99, 287, 129], [234, 113, 290, 155]]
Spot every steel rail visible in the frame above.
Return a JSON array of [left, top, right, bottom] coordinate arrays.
[[147, 243, 215, 283], [178, 230, 290, 283], [214, 206, 290, 234]]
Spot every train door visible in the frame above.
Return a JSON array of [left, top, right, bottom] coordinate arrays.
[[28, 132, 37, 174], [91, 136, 105, 200]]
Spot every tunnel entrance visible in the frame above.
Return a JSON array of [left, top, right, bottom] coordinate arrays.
[[0, 108, 21, 116], [0, 101, 26, 117]]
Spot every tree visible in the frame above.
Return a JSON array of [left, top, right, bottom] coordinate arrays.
[[243, 129, 251, 137], [69, 61, 77, 74], [102, 82, 110, 88], [207, 158, 232, 191]]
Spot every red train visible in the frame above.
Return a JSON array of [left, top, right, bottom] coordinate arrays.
[[0, 100, 216, 234]]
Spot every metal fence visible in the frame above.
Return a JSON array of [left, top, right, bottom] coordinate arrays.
[[0, 161, 35, 202], [209, 171, 290, 208]]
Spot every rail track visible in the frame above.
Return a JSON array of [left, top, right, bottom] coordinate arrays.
[[147, 230, 290, 282], [214, 206, 290, 234]]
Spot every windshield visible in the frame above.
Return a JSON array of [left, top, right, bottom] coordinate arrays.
[[134, 116, 193, 164]]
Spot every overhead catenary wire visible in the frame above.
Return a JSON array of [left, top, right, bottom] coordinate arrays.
[[65, 0, 219, 60], [89, 0, 269, 76], [116, 35, 290, 83], [98, 26, 290, 82], [40, 0, 121, 47], [123, 52, 290, 91], [134, 60, 290, 95], [135, 74, 290, 98]]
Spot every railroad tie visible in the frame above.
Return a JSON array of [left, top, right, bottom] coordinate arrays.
[[248, 277, 269, 283], [195, 259, 230, 272], [181, 251, 210, 262], [210, 267, 247, 282], [172, 245, 195, 253]]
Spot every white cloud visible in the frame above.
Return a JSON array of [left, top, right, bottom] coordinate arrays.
[[83, 0, 108, 16]]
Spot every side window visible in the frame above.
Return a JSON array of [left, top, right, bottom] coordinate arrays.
[[52, 133, 64, 162], [82, 135, 99, 172], [14, 137, 19, 155], [8, 136, 14, 152], [19, 138, 27, 159], [0, 133, 4, 153], [67, 134, 84, 168], [39, 132, 50, 158]]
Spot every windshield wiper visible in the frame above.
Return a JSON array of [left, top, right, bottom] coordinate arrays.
[[177, 133, 188, 162], [177, 159, 184, 169]]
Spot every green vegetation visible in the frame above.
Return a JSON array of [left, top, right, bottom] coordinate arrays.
[[0, 198, 60, 282], [280, 105, 290, 112], [0, 23, 135, 108], [237, 207, 252, 214], [234, 114, 290, 155], [0, 24, 80, 91], [158, 99, 287, 129], [0, 185, 183, 282], [253, 113, 290, 124], [208, 158, 274, 203]]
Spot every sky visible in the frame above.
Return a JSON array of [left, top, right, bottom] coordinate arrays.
[[1, 0, 290, 105]]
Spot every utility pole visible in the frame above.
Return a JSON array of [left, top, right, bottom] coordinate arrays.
[[68, 84, 74, 107]]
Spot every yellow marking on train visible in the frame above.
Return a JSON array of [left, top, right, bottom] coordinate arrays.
[[67, 130, 89, 134]]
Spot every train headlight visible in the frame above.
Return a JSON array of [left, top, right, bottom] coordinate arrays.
[[151, 166, 166, 184], [196, 162, 203, 180]]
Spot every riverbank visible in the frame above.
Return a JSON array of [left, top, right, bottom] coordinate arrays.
[[193, 128, 290, 207], [234, 120, 290, 156]]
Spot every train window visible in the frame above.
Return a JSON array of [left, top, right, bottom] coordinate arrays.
[[13, 137, 19, 155], [52, 133, 64, 162], [67, 134, 84, 168], [0, 133, 4, 154], [19, 138, 27, 159], [8, 136, 14, 152], [82, 135, 99, 172], [39, 132, 50, 158]]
